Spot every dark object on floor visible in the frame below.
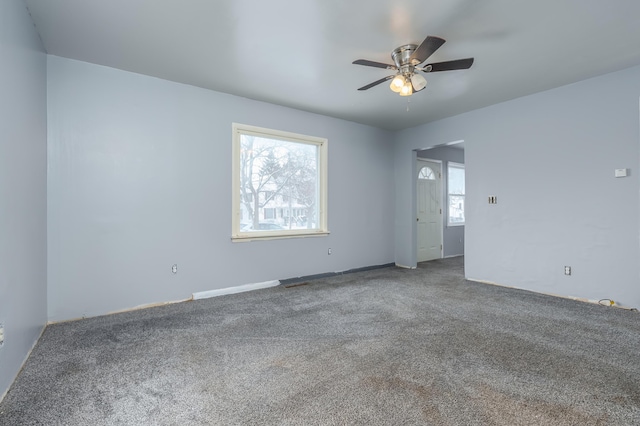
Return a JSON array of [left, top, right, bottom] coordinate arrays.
[[283, 282, 310, 289]]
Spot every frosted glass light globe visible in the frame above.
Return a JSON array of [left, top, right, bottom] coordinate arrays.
[[389, 75, 405, 93], [399, 81, 413, 96], [411, 74, 427, 91]]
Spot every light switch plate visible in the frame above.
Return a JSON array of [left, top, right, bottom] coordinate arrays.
[[615, 168, 628, 178]]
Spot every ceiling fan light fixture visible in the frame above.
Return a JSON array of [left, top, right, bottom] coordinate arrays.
[[389, 74, 405, 93], [353, 35, 474, 95], [411, 73, 427, 91], [399, 80, 413, 96]]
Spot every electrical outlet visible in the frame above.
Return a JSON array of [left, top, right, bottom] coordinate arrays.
[[0, 324, 4, 347], [172, 264, 178, 274], [488, 196, 498, 204], [564, 266, 571, 276], [328, 248, 332, 255]]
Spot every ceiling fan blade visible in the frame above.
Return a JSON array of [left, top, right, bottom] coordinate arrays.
[[424, 58, 474, 72], [357, 75, 394, 91], [410, 36, 445, 64], [352, 59, 397, 70]]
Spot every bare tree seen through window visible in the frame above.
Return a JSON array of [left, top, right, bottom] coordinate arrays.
[[239, 135, 318, 231]]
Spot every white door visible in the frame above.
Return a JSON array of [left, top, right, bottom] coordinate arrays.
[[417, 160, 442, 262]]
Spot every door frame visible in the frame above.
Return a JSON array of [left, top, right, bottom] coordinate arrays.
[[416, 157, 444, 262]]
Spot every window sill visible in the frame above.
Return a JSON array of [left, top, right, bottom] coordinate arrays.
[[232, 230, 330, 242], [447, 223, 465, 227]]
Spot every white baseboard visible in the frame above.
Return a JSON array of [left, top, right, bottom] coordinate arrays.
[[395, 263, 416, 269], [193, 280, 280, 300], [444, 254, 464, 259]]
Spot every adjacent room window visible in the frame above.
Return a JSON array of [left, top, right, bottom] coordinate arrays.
[[232, 123, 328, 240], [447, 162, 465, 226]]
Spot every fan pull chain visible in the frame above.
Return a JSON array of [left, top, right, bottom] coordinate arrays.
[[406, 98, 410, 112]]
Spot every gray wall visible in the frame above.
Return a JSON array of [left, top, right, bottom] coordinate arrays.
[[395, 65, 640, 308], [47, 56, 395, 322], [417, 146, 465, 258], [0, 0, 48, 399]]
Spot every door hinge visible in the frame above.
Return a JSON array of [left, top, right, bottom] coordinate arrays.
[[440, 244, 443, 250], [440, 208, 442, 214]]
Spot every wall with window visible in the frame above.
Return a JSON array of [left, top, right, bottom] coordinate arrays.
[[395, 64, 640, 308], [417, 146, 465, 257], [47, 56, 395, 322], [0, 0, 48, 399]]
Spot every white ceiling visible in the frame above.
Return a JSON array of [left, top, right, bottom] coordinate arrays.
[[25, 0, 640, 130]]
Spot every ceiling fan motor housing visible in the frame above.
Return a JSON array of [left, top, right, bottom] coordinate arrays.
[[392, 44, 419, 76]]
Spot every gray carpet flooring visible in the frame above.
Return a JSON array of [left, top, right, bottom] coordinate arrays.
[[1, 257, 639, 425]]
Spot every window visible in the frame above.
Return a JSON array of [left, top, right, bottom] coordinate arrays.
[[447, 162, 465, 226], [418, 166, 435, 180], [232, 123, 328, 240]]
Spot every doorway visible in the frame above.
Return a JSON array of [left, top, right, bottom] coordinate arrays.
[[416, 159, 443, 262]]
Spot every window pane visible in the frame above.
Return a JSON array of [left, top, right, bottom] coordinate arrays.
[[447, 163, 465, 225], [448, 166, 465, 195], [419, 166, 435, 180], [239, 134, 319, 232], [449, 195, 465, 224]]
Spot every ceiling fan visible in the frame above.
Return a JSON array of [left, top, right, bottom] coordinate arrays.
[[353, 36, 474, 96]]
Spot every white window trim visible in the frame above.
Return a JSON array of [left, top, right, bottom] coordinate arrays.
[[231, 123, 328, 241], [447, 161, 465, 227]]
